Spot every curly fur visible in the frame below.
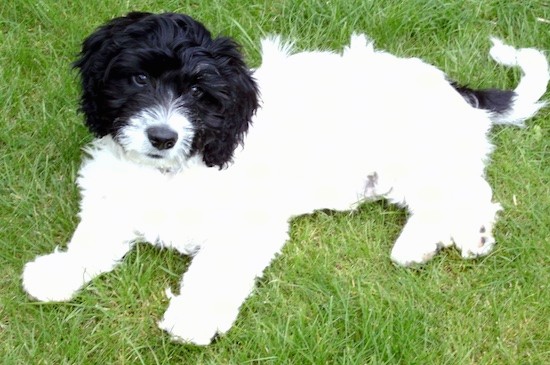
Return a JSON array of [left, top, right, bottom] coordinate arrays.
[[22, 13, 549, 345], [73, 12, 258, 168]]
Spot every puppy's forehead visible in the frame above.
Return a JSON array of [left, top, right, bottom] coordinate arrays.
[[114, 13, 213, 49], [108, 47, 219, 78], [102, 18, 222, 74]]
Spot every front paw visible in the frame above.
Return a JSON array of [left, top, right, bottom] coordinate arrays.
[[22, 251, 88, 302], [158, 291, 239, 346]]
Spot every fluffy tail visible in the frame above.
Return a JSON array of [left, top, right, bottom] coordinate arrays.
[[455, 38, 549, 126]]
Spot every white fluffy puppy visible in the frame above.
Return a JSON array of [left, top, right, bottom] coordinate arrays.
[[22, 12, 549, 345]]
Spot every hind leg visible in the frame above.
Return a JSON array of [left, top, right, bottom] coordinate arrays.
[[390, 213, 449, 266], [389, 176, 500, 266], [447, 178, 501, 259]]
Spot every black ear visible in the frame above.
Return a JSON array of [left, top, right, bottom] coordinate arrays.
[[200, 37, 259, 168], [72, 12, 152, 136]]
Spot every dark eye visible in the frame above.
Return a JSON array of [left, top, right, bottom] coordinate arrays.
[[190, 85, 203, 98], [132, 74, 149, 87]]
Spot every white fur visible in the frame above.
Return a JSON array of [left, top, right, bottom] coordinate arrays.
[[488, 38, 549, 125], [22, 35, 548, 345], [117, 98, 195, 170]]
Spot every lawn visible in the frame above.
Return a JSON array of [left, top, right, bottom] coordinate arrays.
[[1, 0, 549, 364]]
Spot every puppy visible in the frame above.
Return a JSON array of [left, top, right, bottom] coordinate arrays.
[[22, 12, 549, 345]]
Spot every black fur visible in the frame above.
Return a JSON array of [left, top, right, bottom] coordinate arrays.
[[451, 82, 516, 114], [73, 12, 259, 168]]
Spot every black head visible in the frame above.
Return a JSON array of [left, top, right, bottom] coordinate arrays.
[[73, 12, 259, 169]]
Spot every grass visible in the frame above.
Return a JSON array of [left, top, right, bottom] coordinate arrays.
[[1, 0, 549, 363]]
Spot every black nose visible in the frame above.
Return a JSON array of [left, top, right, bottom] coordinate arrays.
[[146, 126, 178, 150]]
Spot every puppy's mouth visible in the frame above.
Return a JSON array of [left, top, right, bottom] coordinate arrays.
[[147, 153, 164, 159]]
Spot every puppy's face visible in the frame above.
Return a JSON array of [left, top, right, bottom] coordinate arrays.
[[73, 12, 258, 170]]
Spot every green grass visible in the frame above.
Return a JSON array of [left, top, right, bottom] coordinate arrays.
[[1, 0, 549, 363]]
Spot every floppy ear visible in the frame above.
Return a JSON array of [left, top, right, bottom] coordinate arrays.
[[72, 12, 151, 136], [200, 37, 259, 168]]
